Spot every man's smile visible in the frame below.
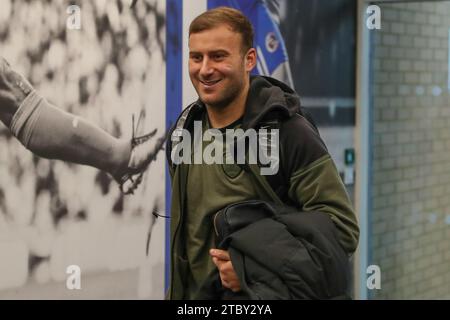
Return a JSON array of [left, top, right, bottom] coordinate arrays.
[[199, 79, 222, 88]]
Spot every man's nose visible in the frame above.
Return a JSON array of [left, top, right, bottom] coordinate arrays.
[[199, 58, 214, 77]]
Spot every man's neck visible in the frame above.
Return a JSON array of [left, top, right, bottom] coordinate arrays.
[[205, 83, 249, 129]]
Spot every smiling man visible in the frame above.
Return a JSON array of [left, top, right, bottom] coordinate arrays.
[[167, 7, 359, 300]]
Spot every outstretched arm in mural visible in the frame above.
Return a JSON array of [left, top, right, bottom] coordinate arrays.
[[0, 57, 165, 194]]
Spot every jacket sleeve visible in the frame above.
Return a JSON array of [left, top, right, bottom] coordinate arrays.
[[280, 115, 359, 254]]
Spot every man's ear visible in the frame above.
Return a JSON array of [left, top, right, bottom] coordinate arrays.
[[245, 48, 257, 72]]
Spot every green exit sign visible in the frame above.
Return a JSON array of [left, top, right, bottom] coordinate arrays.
[[345, 149, 355, 166]]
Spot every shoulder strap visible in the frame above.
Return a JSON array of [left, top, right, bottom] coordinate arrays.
[[248, 108, 318, 206], [167, 102, 199, 170], [253, 116, 290, 204], [236, 117, 286, 205]]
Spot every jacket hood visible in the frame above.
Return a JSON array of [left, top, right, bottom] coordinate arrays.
[[242, 76, 301, 130]]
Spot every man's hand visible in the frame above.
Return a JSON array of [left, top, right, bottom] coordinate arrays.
[[0, 57, 33, 127], [210, 249, 241, 293]]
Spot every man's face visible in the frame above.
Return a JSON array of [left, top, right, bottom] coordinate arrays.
[[188, 24, 256, 109]]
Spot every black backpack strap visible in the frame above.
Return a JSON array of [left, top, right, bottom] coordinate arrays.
[[246, 109, 318, 206], [254, 117, 290, 203], [261, 107, 319, 203], [167, 102, 200, 170]]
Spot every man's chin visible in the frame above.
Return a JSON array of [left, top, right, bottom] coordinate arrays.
[[199, 95, 220, 107]]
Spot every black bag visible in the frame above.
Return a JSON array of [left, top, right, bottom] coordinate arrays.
[[212, 198, 352, 300], [213, 200, 296, 249]]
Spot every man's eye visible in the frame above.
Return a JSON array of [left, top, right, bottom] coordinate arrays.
[[191, 56, 202, 62], [213, 54, 225, 60]]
